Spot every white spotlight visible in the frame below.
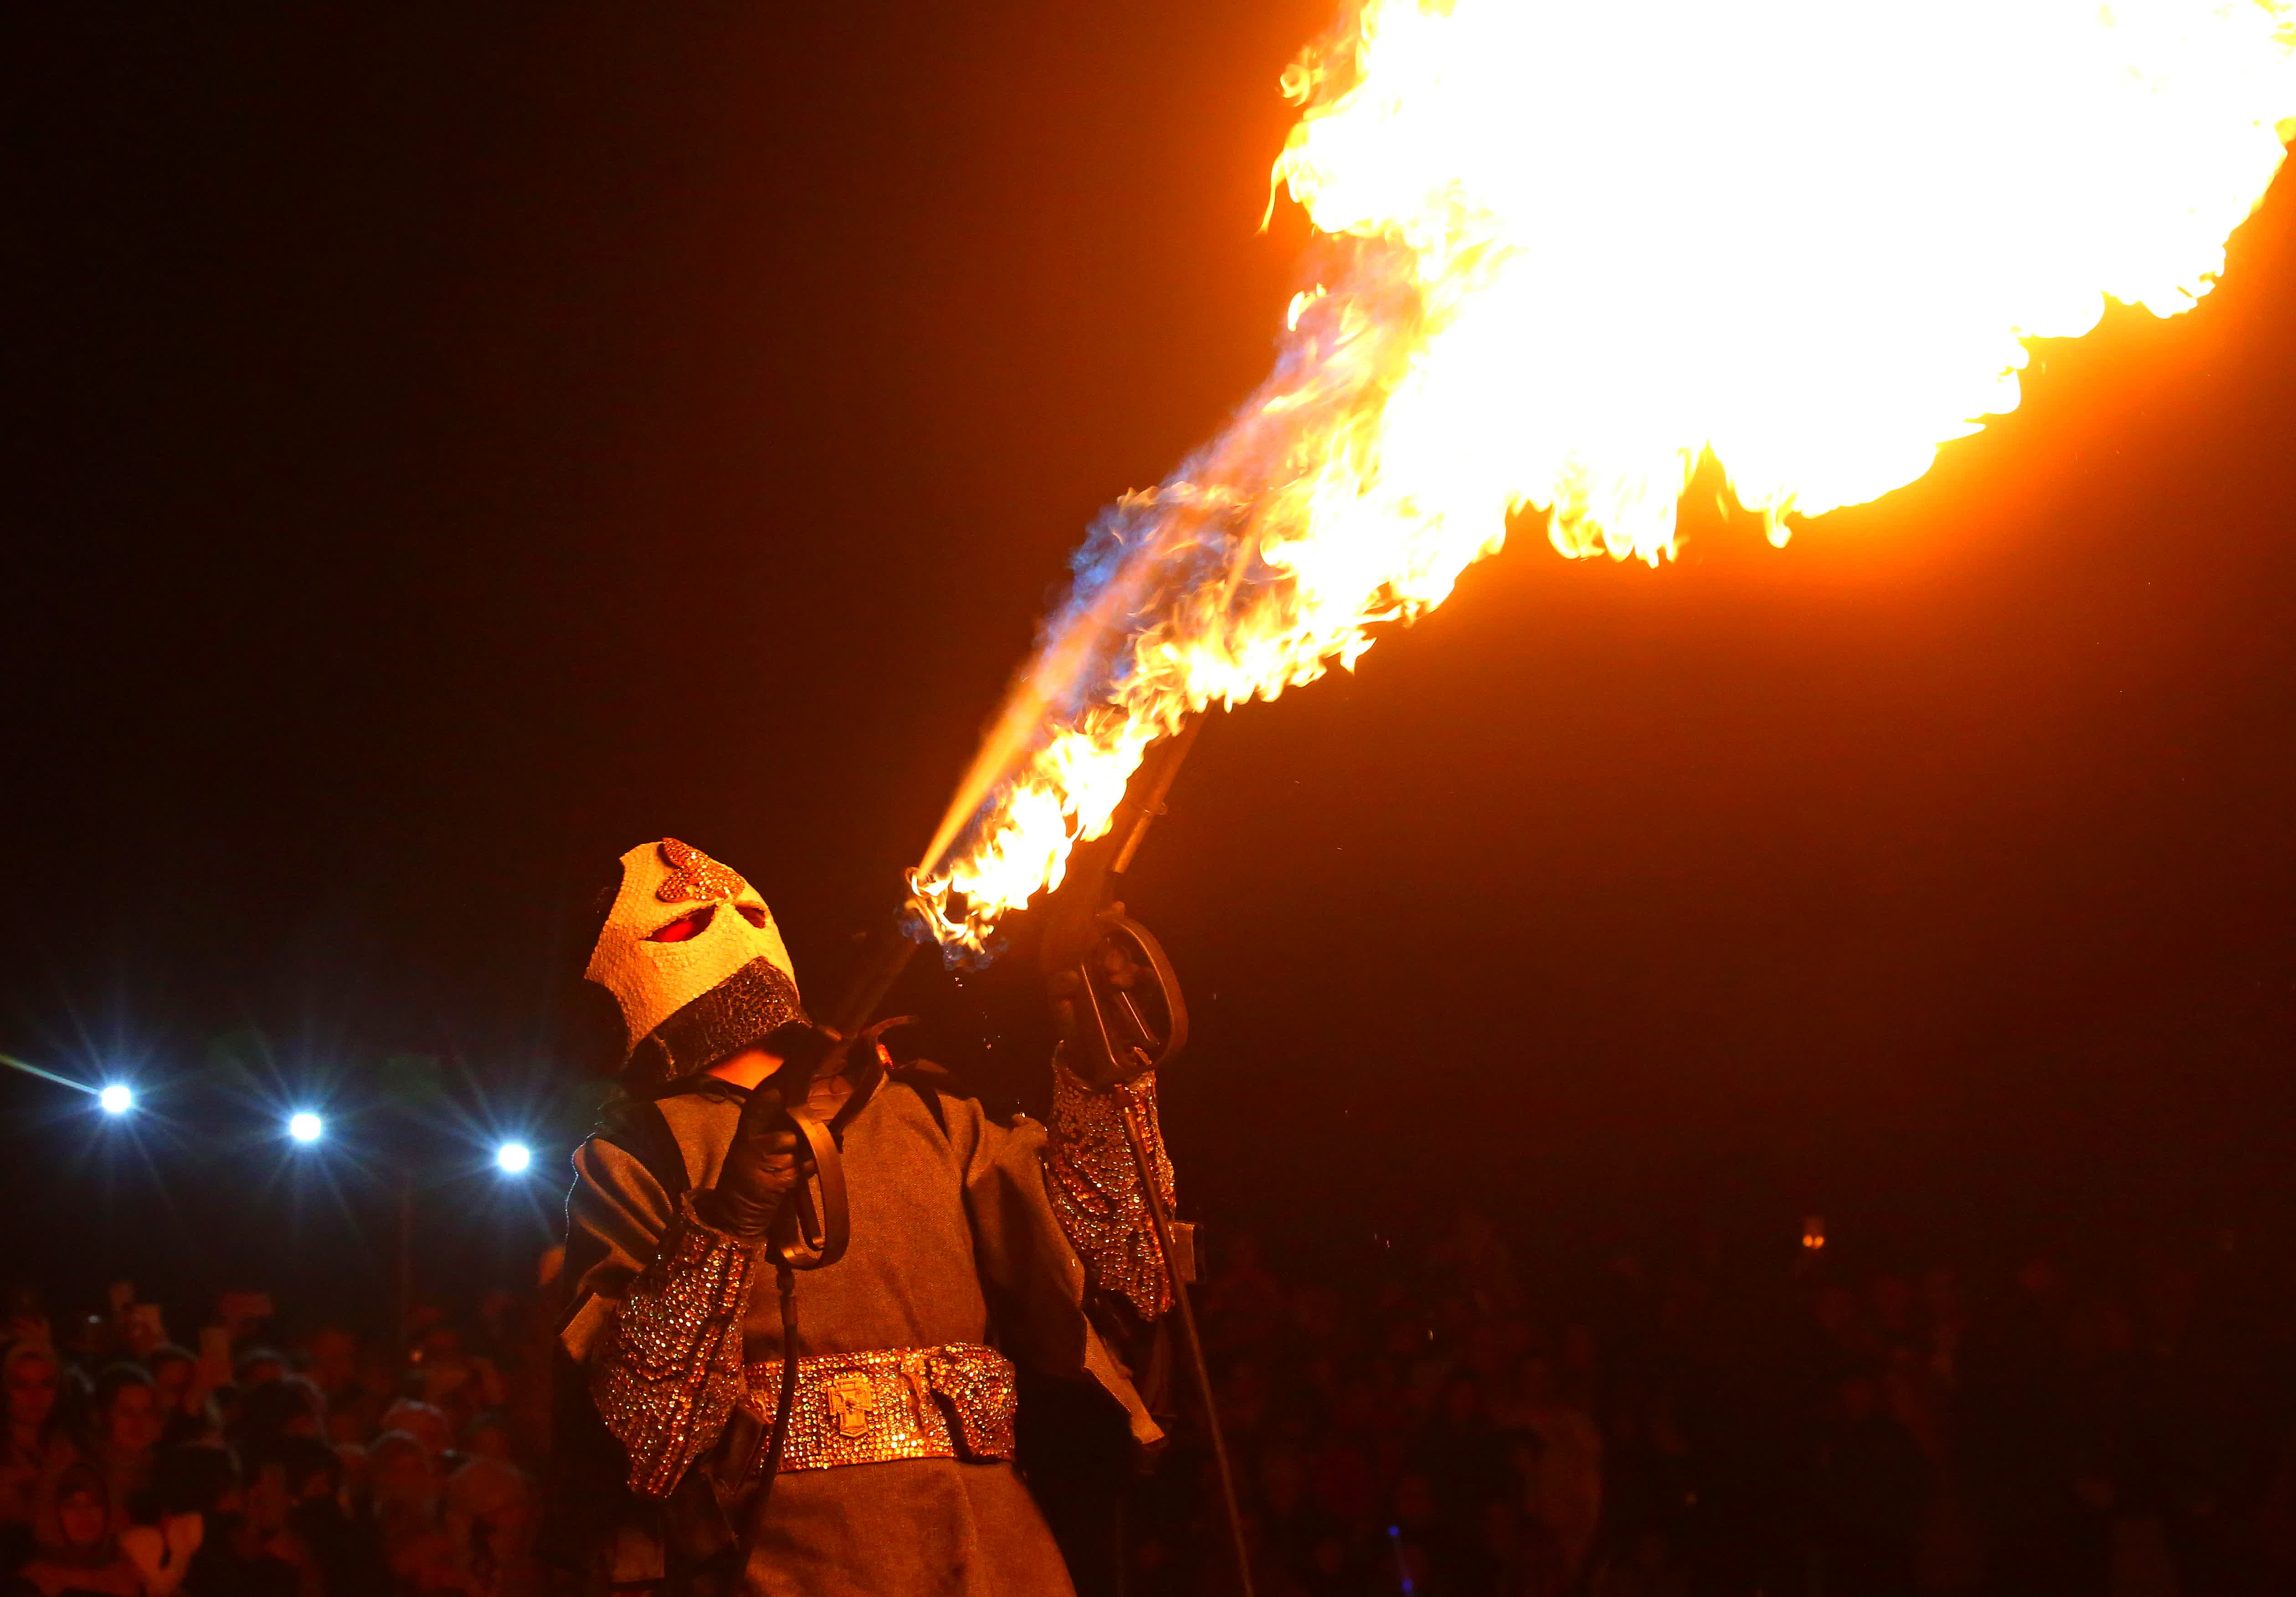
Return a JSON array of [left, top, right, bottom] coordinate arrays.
[[288, 1112, 324, 1144], [495, 1142, 532, 1174], [98, 1085, 133, 1115]]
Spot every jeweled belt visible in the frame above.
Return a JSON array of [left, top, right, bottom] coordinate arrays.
[[736, 1343, 1017, 1473]]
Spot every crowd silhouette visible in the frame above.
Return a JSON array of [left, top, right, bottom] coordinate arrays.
[[5, 1202, 2292, 1595], [1114, 1209, 2296, 1596]]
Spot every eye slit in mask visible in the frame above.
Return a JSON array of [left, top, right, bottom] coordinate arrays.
[[735, 904, 768, 929], [648, 905, 716, 943]]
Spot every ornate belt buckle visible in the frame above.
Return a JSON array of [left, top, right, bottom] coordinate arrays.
[[823, 1371, 876, 1439]]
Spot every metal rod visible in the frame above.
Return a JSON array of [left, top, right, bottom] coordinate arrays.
[[1119, 1097, 1254, 1597], [829, 910, 925, 1037], [1111, 716, 1203, 876]]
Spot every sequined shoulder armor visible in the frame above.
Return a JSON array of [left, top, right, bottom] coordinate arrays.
[[1043, 1061, 1176, 1321], [591, 1194, 764, 1499]]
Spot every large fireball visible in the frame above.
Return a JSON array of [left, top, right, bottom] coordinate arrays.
[[915, 0, 2296, 955]]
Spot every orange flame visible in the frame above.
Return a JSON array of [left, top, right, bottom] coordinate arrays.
[[914, 0, 2296, 955]]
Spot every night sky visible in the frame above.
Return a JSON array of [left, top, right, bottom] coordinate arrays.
[[7, 3, 2296, 1324]]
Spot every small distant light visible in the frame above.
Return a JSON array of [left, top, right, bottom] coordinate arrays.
[[98, 1085, 134, 1115], [495, 1142, 532, 1174], [288, 1112, 324, 1144]]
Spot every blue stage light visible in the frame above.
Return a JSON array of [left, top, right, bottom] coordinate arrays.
[[98, 1084, 133, 1115]]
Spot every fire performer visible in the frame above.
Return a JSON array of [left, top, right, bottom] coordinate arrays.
[[548, 837, 1172, 1596]]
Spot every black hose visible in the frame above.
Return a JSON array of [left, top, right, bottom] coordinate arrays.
[[738, 1262, 801, 1571]]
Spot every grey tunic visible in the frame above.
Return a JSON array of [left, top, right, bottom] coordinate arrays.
[[559, 1073, 1159, 1596]]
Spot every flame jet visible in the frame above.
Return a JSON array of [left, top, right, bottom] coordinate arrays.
[[914, 0, 2296, 957]]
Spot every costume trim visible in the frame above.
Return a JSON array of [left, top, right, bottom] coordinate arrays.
[[1044, 1062, 1175, 1320], [654, 837, 748, 904], [737, 1345, 1017, 1474], [645, 957, 809, 1083], [591, 1194, 763, 1499]]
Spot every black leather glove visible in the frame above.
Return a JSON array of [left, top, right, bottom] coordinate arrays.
[[700, 1022, 843, 1241], [703, 1085, 802, 1241]]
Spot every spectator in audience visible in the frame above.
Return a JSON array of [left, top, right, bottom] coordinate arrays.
[[144, 1440, 306, 1597], [117, 1465, 203, 1597], [1250, 1440, 1345, 1596], [2, 1343, 75, 1575], [239, 1347, 287, 1388], [232, 1376, 325, 1470], [12, 1460, 140, 1597], [273, 1437, 380, 1597], [1810, 1367, 1928, 1596], [1, 1298, 49, 1358], [1500, 1354, 1603, 1583], [137, 1350, 210, 1453], [445, 1438, 538, 1597], [84, 1368, 160, 1518], [370, 1425, 479, 1593], [1431, 1207, 1524, 1323], [409, 1327, 501, 1443], [1409, 1375, 1521, 1593], [302, 1332, 356, 1410], [375, 1402, 452, 1471], [1203, 1232, 1290, 1358], [327, 1348, 395, 1451]]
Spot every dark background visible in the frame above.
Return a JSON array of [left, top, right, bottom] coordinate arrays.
[[5, 3, 2295, 1327]]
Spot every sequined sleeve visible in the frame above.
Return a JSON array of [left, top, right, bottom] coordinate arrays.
[[941, 1089, 1164, 1450], [590, 1193, 764, 1499], [1043, 1060, 1175, 1321]]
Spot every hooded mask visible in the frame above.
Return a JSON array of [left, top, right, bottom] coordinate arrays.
[[584, 838, 808, 1084]]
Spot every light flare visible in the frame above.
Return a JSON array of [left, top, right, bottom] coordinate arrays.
[[914, 0, 2296, 955]]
